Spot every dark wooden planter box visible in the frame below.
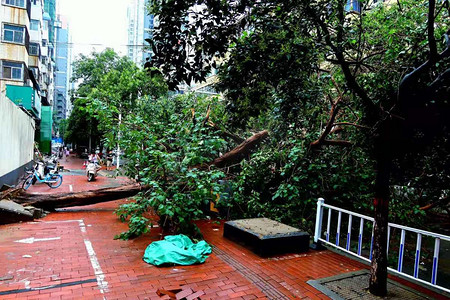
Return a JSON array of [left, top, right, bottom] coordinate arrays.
[[223, 218, 310, 257]]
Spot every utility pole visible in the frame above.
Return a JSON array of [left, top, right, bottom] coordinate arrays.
[[117, 108, 122, 169]]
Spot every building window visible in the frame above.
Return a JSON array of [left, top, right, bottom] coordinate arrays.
[[3, 0, 26, 8], [30, 19, 39, 31], [29, 42, 39, 55], [1, 61, 23, 80], [2, 24, 25, 44], [346, 0, 361, 13]]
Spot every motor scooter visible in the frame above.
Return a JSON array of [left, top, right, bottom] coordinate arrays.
[[44, 155, 61, 174], [86, 161, 100, 182]]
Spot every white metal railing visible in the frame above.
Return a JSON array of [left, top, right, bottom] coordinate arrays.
[[314, 198, 450, 294]]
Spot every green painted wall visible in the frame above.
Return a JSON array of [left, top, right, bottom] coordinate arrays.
[[39, 106, 53, 153]]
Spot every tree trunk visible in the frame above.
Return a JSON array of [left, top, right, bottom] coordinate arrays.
[[192, 130, 269, 169], [12, 184, 148, 210], [369, 131, 392, 296]]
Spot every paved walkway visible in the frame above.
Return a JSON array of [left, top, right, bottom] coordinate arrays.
[[0, 156, 446, 299]]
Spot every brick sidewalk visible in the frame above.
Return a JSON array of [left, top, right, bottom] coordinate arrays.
[[1, 205, 447, 300], [0, 204, 352, 300], [1, 156, 446, 300]]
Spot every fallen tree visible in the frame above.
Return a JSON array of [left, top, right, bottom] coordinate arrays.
[[11, 184, 148, 210], [5, 131, 268, 211]]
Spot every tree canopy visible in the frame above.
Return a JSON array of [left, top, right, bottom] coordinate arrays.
[[147, 0, 450, 295]]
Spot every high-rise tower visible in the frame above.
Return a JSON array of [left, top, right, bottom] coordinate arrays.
[[127, 0, 153, 66]]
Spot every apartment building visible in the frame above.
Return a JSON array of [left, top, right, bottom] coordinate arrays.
[[0, 0, 35, 186], [0, 0, 35, 101], [127, 0, 153, 66], [0, 0, 58, 186]]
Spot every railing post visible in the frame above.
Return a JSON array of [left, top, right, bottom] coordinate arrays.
[[346, 214, 352, 251], [314, 198, 325, 243], [414, 233, 422, 278], [357, 218, 364, 256], [398, 229, 406, 272], [432, 238, 440, 285], [336, 211, 342, 246], [326, 208, 331, 242]]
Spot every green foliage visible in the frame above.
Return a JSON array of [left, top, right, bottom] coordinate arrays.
[[67, 49, 143, 148], [148, 0, 449, 236], [228, 130, 376, 232], [65, 97, 101, 147], [65, 0, 449, 245], [113, 95, 229, 239]]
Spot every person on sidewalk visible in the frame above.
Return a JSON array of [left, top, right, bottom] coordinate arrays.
[[106, 151, 113, 171], [65, 148, 70, 162]]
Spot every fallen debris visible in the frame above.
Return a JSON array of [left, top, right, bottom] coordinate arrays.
[[0, 200, 34, 224], [23, 206, 47, 219], [156, 285, 204, 300], [0, 275, 13, 281]]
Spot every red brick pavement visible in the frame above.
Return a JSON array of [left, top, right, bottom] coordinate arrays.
[[1, 208, 446, 300], [0, 156, 447, 300]]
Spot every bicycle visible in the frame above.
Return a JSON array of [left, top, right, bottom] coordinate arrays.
[[22, 163, 63, 190]]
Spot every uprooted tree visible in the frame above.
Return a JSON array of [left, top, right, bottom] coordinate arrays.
[[148, 0, 449, 296], [4, 130, 268, 211], [65, 49, 272, 240]]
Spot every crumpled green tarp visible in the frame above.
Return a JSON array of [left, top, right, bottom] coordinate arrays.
[[143, 234, 212, 266]]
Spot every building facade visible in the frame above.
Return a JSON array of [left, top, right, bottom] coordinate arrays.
[[53, 14, 70, 122], [0, 0, 36, 186], [127, 0, 153, 66], [0, 0, 33, 97], [0, 0, 62, 186]]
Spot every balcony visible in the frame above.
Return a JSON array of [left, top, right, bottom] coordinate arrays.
[[6, 84, 41, 119]]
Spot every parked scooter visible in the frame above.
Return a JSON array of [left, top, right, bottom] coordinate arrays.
[[86, 161, 101, 182], [23, 161, 63, 190], [43, 155, 61, 174]]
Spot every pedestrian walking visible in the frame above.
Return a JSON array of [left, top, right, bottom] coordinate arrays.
[[65, 148, 70, 161], [106, 151, 113, 171]]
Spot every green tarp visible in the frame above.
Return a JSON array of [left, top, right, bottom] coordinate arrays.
[[143, 234, 212, 266]]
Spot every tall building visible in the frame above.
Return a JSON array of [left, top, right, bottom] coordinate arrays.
[[0, 0, 54, 185], [0, 0, 35, 100], [127, 0, 153, 66], [41, 1, 55, 107], [53, 14, 70, 122]]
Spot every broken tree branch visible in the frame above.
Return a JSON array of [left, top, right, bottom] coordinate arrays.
[[208, 120, 245, 144], [203, 104, 211, 126], [310, 94, 344, 148], [332, 122, 371, 129], [193, 130, 269, 169], [321, 140, 353, 147]]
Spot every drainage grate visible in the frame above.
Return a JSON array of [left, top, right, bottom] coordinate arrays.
[[307, 270, 432, 300], [213, 246, 289, 300]]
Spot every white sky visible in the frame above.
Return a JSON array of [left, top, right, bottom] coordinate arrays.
[[58, 0, 129, 60]]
